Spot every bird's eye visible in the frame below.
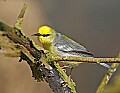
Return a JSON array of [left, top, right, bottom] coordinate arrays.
[[42, 34, 50, 37]]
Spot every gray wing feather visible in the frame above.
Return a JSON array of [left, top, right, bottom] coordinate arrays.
[[53, 33, 93, 57]]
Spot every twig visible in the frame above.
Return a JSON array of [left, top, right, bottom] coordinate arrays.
[[14, 3, 28, 30], [54, 56, 120, 63]]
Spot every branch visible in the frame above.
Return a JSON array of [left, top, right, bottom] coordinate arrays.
[[54, 56, 120, 63], [0, 3, 75, 93]]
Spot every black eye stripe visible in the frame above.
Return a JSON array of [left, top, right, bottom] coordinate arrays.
[[41, 34, 50, 37]]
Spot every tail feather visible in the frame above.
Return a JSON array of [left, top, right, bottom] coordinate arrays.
[[98, 63, 111, 69]]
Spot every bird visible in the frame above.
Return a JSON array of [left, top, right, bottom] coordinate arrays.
[[32, 26, 111, 69]]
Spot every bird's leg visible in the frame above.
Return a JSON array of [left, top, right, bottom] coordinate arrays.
[[60, 65, 74, 77]]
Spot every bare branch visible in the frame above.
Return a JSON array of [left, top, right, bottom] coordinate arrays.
[[54, 56, 120, 63]]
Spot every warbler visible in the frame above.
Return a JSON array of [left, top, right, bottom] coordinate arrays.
[[32, 26, 110, 69]]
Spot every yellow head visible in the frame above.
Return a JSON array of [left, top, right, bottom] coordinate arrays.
[[33, 26, 56, 44]]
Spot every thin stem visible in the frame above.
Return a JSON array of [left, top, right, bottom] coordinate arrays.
[[54, 56, 120, 63]]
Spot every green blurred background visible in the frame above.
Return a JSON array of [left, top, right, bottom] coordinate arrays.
[[0, 0, 120, 93]]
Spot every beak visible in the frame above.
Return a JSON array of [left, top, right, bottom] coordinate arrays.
[[31, 33, 41, 36]]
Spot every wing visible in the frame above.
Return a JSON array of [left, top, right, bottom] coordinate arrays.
[[53, 33, 93, 57]]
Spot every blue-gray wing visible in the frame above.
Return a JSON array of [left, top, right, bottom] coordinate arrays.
[[53, 33, 93, 57], [53, 33, 111, 69]]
